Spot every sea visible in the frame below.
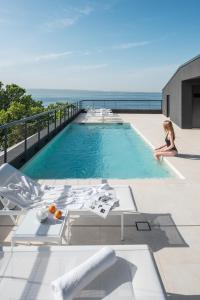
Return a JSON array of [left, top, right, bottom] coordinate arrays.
[[27, 89, 162, 108]]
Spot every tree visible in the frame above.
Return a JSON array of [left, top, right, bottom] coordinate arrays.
[[0, 82, 72, 149], [0, 82, 45, 148], [0, 82, 43, 111]]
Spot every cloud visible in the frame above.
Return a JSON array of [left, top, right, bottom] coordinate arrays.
[[45, 4, 94, 30], [113, 41, 151, 49], [74, 5, 94, 16], [34, 51, 73, 62], [80, 64, 108, 70], [45, 17, 78, 30], [67, 63, 108, 71], [94, 40, 151, 54], [128, 64, 178, 76], [0, 50, 73, 68], [79, 50, 92, 56], [35, 50, 93, 61]]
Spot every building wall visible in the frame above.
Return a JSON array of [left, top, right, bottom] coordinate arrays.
[[162, 74, 182, 127], [163, 57, 200, 128]]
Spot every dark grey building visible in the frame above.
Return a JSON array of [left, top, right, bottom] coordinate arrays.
[[162, 55, 200, 128]]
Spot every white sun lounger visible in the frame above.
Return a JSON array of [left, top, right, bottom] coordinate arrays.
[[0, 163, 44, 224], [0, 163, 137, 240], [66, 184, 137, 241], [0, 245, 167, 300]]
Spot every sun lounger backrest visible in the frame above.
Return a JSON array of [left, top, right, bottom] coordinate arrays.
[[0, 163, 42, 208]]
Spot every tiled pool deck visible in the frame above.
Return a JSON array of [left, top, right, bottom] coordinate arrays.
[[1, 113, 200, 299]]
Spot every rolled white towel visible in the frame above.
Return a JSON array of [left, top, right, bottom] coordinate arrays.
[[51, 247, 117, 300]]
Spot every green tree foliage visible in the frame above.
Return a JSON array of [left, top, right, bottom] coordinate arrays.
[[46, 101, 71, 121], [0, 82, 45, 149], [0, 82, 74, 151], [0, 82, 43, 112]]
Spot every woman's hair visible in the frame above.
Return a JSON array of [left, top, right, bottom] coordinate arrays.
[[163, 120, 175, 140]]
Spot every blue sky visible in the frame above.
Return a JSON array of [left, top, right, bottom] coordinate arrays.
[[0, 0, 200, 92]]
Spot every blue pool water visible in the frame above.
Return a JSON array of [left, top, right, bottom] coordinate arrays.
[[22, 123, 173, 179]]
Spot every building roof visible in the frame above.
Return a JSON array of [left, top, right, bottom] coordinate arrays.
[[163, 54, 200, 90]]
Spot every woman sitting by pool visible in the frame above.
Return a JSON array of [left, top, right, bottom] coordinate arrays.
[[154, 120, 178, 160]]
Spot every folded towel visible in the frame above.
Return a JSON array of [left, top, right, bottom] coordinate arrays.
[[98, 183, 113, 191], [51, 247, 117, 300]]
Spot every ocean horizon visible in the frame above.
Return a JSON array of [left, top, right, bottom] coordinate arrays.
[[27, 88, 162, 106]]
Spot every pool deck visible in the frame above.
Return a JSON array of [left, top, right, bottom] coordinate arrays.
[[1, 113, 200, 299]]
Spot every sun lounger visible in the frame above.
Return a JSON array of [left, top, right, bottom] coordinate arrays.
[[0, 163, 43, 224], [0, 245, 167, 300], [0, 164, 137, 240], [86, 108, 113, 117], [66, 184, 137, 241]]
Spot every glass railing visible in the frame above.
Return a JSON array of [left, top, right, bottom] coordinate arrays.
[[80, 99, 162, 110], [0, 103, 80, 166]]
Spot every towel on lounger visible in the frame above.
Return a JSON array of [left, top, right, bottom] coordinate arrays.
[[51, 247, 117, 300]]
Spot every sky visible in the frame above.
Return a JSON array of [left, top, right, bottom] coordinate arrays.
[[0, 0, 200, 92]]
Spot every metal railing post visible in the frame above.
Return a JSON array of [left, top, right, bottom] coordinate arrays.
[[24, 122, 27, 161], [47, 113, 50, 137], [64, 108, 66, 123], [54, 111, 57, 129], [3, 128, 8, 163], [67, 107, 69, 120], [37, 119, 40, 144], [70, 106, 72, 118], [60, 109, 62, 126]]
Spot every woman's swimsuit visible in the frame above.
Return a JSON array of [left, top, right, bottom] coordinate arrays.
[[165, 135, 177, 152]]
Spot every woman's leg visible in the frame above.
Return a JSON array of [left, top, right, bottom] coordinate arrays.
[[155, 146, 167, 152], [154, 146, 167, 156], [154, 150, 177, 160]]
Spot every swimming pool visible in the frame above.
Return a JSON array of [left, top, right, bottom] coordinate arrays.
[[22, 123, 174, 179]]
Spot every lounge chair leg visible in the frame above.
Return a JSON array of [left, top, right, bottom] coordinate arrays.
[[67, 217, 70, 245], [121, 214, 124, 241]]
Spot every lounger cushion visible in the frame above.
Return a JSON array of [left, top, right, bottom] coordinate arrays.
[[0, 245, 166, 300], [58, 185, 137, 213], [114, 186, 137, 212]]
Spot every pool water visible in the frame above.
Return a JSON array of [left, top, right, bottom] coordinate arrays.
[[22, 123, 174, 179]]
